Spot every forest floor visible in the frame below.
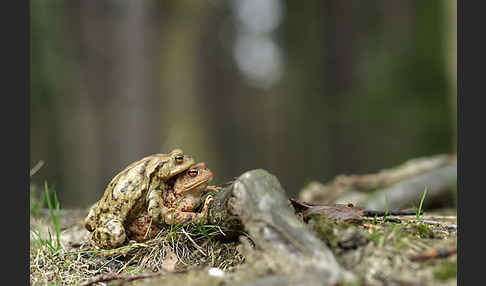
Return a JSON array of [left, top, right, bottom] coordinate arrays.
[[29, 206, 457, 286]]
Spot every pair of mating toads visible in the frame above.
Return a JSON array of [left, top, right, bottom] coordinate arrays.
[[84, 149, 218, 249]]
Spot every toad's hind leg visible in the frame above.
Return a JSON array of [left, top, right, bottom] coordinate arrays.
[[164, 195, 213, 225], [91, 219, 126, 249]]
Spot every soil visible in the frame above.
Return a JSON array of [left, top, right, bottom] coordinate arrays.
[[30, 207, 456, 286]]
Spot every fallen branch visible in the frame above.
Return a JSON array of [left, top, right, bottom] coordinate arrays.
[[79, 272, 165, 286], [410, 246, 457, 262], [299, 154, 457, 210], [30, 160, 45, 177]]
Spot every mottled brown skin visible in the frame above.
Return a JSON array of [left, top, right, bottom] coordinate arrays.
[[83, 149, 195, 249], [126, 162, 215, 242], [126, 210, 161, 242], [163, 162, 215, 225]]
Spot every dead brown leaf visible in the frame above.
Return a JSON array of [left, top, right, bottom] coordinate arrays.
[[161, 246, 178, 272], [303, 203, 365, 222]]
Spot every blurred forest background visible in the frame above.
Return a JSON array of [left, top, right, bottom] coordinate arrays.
[[30, 0, 457, 209]]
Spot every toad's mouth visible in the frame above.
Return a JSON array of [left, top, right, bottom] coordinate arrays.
[[167, 175, 213, 193], [182, 177, 212, 191]]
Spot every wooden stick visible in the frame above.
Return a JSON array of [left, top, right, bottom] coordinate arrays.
[[79, 271, 185, 286], [410, 246, 457, 262], [30, 160, 45, 177]]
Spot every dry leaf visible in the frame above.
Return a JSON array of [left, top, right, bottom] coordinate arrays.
[[161, 246, 178, 272], [290, 198, 364, 222], [303, 203, 364, 222]]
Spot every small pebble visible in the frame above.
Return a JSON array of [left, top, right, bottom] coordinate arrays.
[[208, 267, 225, 277]]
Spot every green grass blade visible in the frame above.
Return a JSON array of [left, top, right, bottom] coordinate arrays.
[[417, 186, 428, 219], [47, 228, 56, 254], [44, 181, 54, 220], [44, 181, 61, 250], [169, 214, 174, 236], [37, 223, 44, 248], [53, 191, 61, 249]]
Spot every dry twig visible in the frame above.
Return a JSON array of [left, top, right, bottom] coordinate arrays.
[[30, 160, 45, 177], [410, 246, 457, 262], [79, 271, 172, 286]]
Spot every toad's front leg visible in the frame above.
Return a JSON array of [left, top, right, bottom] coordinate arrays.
[[164, 195, 214, 225], [147, 187, 170, 225]]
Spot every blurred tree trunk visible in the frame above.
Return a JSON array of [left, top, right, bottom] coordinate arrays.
[[194, 1, 292, 184], [157, 1, 213, 163], [277, 1, 333, 189], [30, 1, 65, 189], [193, 2, 248, 183], [278, 1, 363, 188], [322, 1, 360, 175], [61, 1, 160, 207], [31, 1, 94, 206]]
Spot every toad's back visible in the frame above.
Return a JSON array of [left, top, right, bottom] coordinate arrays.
[[84, 154, 170, 231]]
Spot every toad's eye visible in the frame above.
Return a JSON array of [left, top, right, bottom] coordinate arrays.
[[158, 162, 165, 168], [175, 155, 184, 164], [188, 169, 199, 177]]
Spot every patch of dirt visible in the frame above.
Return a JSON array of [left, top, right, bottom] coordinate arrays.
[[308, 214, 457, 285], [30, 209, 457, 286]]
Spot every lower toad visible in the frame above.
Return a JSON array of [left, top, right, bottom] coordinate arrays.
[[127, 162, 217, 242]]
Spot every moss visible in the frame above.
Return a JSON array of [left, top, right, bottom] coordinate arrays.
[[407, 222, 434, 239], [368, 230, 386, 247], [433, 261, 457, 281], [308, 216, 356, 250], [365, 222, 404, 248], [337, 276, 362, 286]]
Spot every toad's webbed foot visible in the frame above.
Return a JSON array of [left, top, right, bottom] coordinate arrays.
[[206, 185, 223, 192], [164, 195, 213, 225]]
